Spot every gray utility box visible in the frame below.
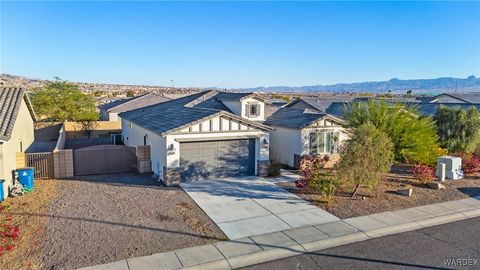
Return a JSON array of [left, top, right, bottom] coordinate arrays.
[[436, 156, 463, 180]]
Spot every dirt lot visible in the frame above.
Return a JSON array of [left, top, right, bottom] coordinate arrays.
[[0, 173, 226, 270], [278, 165, 480, 219]]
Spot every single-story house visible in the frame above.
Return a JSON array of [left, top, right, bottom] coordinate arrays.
[[119, 91, 273, 185], [0, 87, 36, 197], [265, 107, 348, 169], [99, 93, 171, 121], [429, 93, 480, 104]]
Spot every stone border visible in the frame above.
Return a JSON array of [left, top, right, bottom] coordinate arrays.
[[78, 196, 480, 270]]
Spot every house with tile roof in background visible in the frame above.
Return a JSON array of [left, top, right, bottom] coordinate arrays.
[[0, 87, 36, 198], [99, 92, 171, 121]]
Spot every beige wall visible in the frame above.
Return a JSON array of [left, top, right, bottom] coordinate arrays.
[[64, 121, 121, 139], [0, 100, 35, 197]]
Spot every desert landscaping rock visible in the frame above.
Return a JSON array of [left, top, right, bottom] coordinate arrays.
[[396, 188, 413, 196], [427, 182, 446, 190]]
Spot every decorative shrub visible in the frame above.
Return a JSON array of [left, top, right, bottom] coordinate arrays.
[[455, 152, 480, 175], [411, 164, 436, 184], [0, 204, 19, 256], [297, 155, 337, 200]]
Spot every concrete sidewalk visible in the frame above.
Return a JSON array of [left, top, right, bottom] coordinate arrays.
[[79, 196, 480, 270], [181, 176, 338, 239]]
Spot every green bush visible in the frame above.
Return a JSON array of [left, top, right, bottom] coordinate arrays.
[[434, 106, 480, 153], [343, 100, 439, 164], [337, 123, 394, 198], [298, 155, 337, 202]]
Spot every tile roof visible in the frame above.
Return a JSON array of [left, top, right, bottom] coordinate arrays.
[[100, 93, 171, 113], [412, 103, 480, 116], [433, 93, 480, 104], [265, 107, 344, 129], [0, 87, 36, 141], [286, 97, 353, 112], [119, 91, 272, 136]]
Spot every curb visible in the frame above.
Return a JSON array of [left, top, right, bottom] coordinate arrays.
[[79, 197, 480, 270]]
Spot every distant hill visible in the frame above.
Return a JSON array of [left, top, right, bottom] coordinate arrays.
[[2, 73, 479, 95], [235, 76, 480, 94], [0, 74, 203, 95]]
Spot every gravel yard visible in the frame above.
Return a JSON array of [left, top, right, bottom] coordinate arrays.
[[1, 173, 226, 270], [278, 165, 480, 219]]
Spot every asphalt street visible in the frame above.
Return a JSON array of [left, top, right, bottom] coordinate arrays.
[[241, 217, 480, 270]]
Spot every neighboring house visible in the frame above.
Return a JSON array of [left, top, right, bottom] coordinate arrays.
[[265, 107, 348, 169], [285, 97, 353, 113], [0, 88, 36, 197], [119, 91, 273, 185], [429, 93, 480, 104], [99, 93, 171, 121]]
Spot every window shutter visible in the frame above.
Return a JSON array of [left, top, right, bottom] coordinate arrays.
[[245, 104, 250, 117], [332, 132, 340, 153], [309, 132, 318, 155], [325, 132, 332, 153], [255, 104, 261, 116], [318, 132, 325, 154]]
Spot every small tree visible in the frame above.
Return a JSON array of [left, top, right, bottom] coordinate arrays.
[[337, 123, 394, 198], [434, 106, 480, 153], [126, 90, 135, 97], [31, 81, 99, 122]]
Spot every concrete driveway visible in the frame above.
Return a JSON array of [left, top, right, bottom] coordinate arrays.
[[180, 176, 339, 239]]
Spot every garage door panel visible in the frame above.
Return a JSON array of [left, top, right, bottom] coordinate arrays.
[[180, 139, 255, 181]]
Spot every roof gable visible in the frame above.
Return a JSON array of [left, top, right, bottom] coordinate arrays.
[[0, 87, 36, 141]]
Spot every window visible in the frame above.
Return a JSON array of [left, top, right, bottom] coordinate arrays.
[[245, 103, 260, 117], [309, 131, 340, 154]]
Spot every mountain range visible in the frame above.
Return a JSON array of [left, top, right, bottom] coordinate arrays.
[[2, 73, 479, 94], [234, 75, 480, 94]]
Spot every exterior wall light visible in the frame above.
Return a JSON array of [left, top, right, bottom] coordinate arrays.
[[262, 138, 269, 149], [167, 143, 176, 155]]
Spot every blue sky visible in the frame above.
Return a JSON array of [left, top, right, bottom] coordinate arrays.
[[1, 1, 479, 88]]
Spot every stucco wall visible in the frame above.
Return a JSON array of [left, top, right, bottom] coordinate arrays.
[[268, 126, 302, 167], [121, 119, 166, 177], [0, 100, 35, 197]]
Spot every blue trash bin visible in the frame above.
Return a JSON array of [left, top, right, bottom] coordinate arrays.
[[17, 167, 35, 190], [0, 179, 5, 201]]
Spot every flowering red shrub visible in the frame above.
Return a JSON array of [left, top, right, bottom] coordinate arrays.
[[455, 152, 480, 175], [0, 204, 19, 256], [296, 155, 330, 189], [411, 164, 436, 184]]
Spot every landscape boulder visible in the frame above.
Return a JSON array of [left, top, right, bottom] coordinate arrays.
[[427, 182, 446, 190], [396, 188, 413, 197]]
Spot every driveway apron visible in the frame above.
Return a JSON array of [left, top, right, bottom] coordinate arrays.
[[181, 176, 339, 239]]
